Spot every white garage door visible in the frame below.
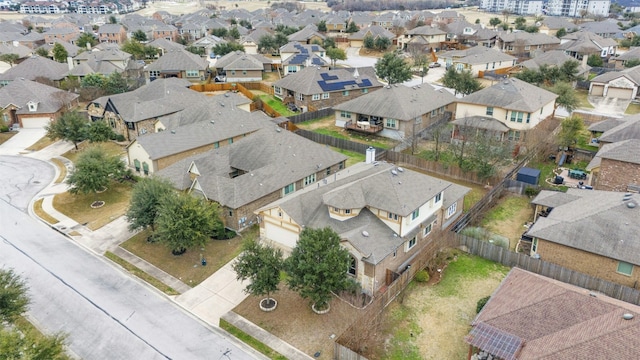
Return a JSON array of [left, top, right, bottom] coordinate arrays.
[[590, 84, 604, 96], [22, 117, 51, 128], [264, 222, 298, 250], [607, 87, 633, 99]]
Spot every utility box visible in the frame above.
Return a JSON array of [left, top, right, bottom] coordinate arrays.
[[517, 167, 541, 185]]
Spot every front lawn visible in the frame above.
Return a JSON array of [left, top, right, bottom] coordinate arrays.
[[26, 136, 55, 151], [0, 131, 15, 145], [626, 102, 640, 115], [120, 226, 250, 286], [575, 89, 595, 109], [62, 141, 125, 163], [52, 180, 133, 230]]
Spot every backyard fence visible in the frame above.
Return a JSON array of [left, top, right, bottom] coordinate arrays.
[[573, 110, 622, 124], [239, 81, 274, 95], [459, 235, 640, 306], [294, 129, 387, 160], [287, 108, 334, 124]]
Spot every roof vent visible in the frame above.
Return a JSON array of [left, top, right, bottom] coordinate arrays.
[[170, 130, 175, 134], [623, 313, 634, 320], [627, 202, 637, 209], [391, 169, 398, 176], [362, 230, 369, 237], [224, 93, 230, 97], [397, 167, 404, 172], [276, 127, 281, 132], [210, 120, 215, 124]]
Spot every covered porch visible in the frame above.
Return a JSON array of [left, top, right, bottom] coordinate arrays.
[[345, 114, 384, 134]]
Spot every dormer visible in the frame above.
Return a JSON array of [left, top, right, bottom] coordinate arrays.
[[328, 206, 361, 221], [27, 101, 38, 112]]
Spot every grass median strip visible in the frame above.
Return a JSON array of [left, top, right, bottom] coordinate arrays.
[[33, 198, 59, 225], [220, 318, 287, 360], [50, 158, 67, 183], [105, 251, 180, 296]]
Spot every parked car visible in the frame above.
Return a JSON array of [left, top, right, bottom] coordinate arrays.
[[429, 62, 441, 68]]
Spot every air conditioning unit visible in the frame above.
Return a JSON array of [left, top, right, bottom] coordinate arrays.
[[300, 106, 308, 113]]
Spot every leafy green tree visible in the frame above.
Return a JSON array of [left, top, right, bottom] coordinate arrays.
[[549, 81, 579, 117], [0, 269, 30, 324], [81, 73, 105, 88], [411, 50, 429, 84], [374, 51, 412, 85], [132, 29, 148, 42], [155, 192, 221, 254], [239, 19, 252, 29], [126, 177, 175, 232], [0, 329, 69, 360], [323, 37, 336, 49], [555, 27, 567, 38], [87, 120, 115, 142], [104, 72, 128, 94], [274, 32, 289, 49], [45, 111, 89, 150], [475, 18, 481, 24], [77, 32, 98, 49], [121, 39, 145, 59], [35, 47, 49, 57], [233, 238, 284, 308], [346, 21, 359, 33], [489, 17, 501, 28], [514, 16, 527, 30], [285, 227, 351, 311], [317, 20, 327, 32], [625, 58, 640, 68], [229, 27, 241, 40], [363, 34, 374, 49], [525, 25, 539, 33], [0, 53, 19, 67], [52, 43, 68, 62], [67, 146, 126, 195], [442, 67, 482, 95], [212, 42, 244, 56], [109, 15, 117, 24], [275, 24, 299, 36], [326, 47, 346, 67], [186, 45, 205, 56], [258, 34, 276, 54], [143, 45, 158, 59], [515, 67, 544, 84], [374, 36, 391, 50], [587, 54, 604, 67], [211, 28, 228, 38], [557, 115, 585, 148]]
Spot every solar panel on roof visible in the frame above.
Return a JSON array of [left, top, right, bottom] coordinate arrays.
[[320, 73, 339, 81], [318, 80, 358, 92], [312, 58, 324, 65], [289, 54, 308, 65], [358, 79, 372, 87]]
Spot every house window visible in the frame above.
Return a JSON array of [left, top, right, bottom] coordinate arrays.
[[242, 70, 247, 75], [303, 174, 316, 186], [326, 167, 331, 175], [361, 88, 368, 94], [411, 209, 420, 220], [385, 118, 397, 129], [274, 86, 282, 95], [388, 212, 398, 220], [214, 142, 219, 149], [186, 70, 199, 77], [431, 109, 437, 116], [540, 106, 543, 115], [339, 162, 344, 170], [229, 210, 233, 216], [322, 93, 330, 99], [510, 111, 524, 123], [617, 261, 633, 276], [526, 113, 531, 123], [340, 111, 351, 118], [133, 159, 141, 172], [288, 65, 297, 73], [312, 94, 320, 101], [524, 45, 531, 50], [415, 116, 421, 124], [435, 192, 442, 203], [508, 130, 521, 141], [296, 93, 303, 101], [486, 107, 494, 116], [532, 238, 538, 252], [345, 209, 351, 214], [126, 122, 135, 130], [228, 138, 233, 144], [283, 183, 295, 195], [149, 70, 160, 77], [342, 90, 349, 96], [407, 236, 417, 251], [423, 222, 432, 236], [348, 256, 356, 276], [446, 203, 457, 218]]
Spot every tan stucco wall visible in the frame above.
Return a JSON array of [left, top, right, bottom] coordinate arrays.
[[455, 100, 555, 131]]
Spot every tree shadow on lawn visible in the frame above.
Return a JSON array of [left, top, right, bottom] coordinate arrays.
[[233, 285, 366, 359]]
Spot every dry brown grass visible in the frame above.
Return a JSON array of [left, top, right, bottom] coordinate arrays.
[[121, 227, 249, 286], [50, 158, 67, 183], [234, 286, 365, 359], [0, 132, 15, 145], [33, 198, 59, 225], [25, 136, 55, 151], [52, 181, 132, 230]]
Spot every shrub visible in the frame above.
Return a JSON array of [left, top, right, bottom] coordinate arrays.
[[414, 269, 430, 283], [114, 134, 126, 142], [488, 234, 510, 249], [524, 186, 540, 197], [476, 295, 491, 313], [0, 125, 8, 132]]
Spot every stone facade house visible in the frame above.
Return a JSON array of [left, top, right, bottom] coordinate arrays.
[[213, 51, 271, 82], [333, 84, 456, 140], [589, 65, 640, 100], [438, 46, 517, 77], [97, 24, 127, 44], [144, 49, 209, 84], [273, 66, 383, 111], [255, 161, 469, 295], [156, 126, 348, 231], [348, 25, 396, 48], [525, 189, 640, 289], [587, 139, 640, 192]]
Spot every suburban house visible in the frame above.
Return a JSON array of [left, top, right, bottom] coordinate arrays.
[[466, 267, 640, 360], [496, 32, 560, 58], [538, 17, 579, 36], [589, 65, 640, 100], [240, 28, 274, 54], [273, 66, 383, 111], [127, 109, 269, 174], [611, 47, 640, 69], [144, 49, 210, 84], [97, 24, 127, 44], [43, 27, 79, 45], [453, 77, 557, 142], [586, 139, 640, 192], [279, 42, 328, 76], [87, 78, 203, 141], [0, 78, 79, 128], [559, 30, 617, 61], [287, 25, 325, 45], [69, 48, 135, 78], [0, 55, 68, 86], [190, 35, 226, 59], [255, 161, 470, 295], [213, 51, 272, 82], [348, 25, 396, 48], [151, 23, 179, 42], [593, 115, 640, 146], [332, 84, 456, 140], [156, 126, 349, 231], [520, 50, 590, 78], [443, 20, 498, 48], [398, 25, 447, 52], [438, 46, 517, 77], [524, 189, 640, 288], [147, 38, 186, 57]]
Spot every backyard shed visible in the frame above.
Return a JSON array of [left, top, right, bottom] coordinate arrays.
[[516, 167, 541, 185]]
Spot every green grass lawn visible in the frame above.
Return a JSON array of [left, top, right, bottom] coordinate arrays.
[[0, 131, 15, 145], [105, 251, 180, 295], [626, 102, 640, 115], [314, 128, 395, 149], [330, 147, 365, 167], [62, 141, 125, 163], [220, 319, 287, 360], [258, 95, 295, 116], [575, 89, 595, 109], [26, 135, 55, 151], [480, 195, 532, 227], [120, 226, 253, 286]]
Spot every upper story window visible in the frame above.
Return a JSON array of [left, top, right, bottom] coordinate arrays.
[[435, 192, 442, 203], [412, 208, 420, 220], [486, 107, 494, 116], [322, 93, 330, 99], [303, 174, 316, 186], [185, 70, 199, 77], [312, 94, 320, 101], [446, 203, 457, 218], [283, 183, 295, 195]]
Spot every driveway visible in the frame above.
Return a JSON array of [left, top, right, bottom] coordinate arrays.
[[335, 47, 377, 68], [0, 128, 46, 156], [587, 96, 630, 116]]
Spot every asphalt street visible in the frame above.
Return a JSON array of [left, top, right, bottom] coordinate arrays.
[[0, 154, 263, 360]]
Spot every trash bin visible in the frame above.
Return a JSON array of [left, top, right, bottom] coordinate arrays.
[[201, 258, 207, 266], [554, 175, 564, 185]]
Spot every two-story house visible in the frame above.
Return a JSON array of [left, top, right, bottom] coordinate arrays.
[[398, 25, 447, 52], [439, 46, 518, 77], [496, 32, 560, 58], [97, 24, 127, 44], [279, 42, 328, 75], [255, 160, 470, 295], [144, 49, 209, 84]]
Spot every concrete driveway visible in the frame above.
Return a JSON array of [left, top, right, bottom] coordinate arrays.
[[335, 47, 377, 68], [588, 96, 630, 116], [0, 128, 46, 156]]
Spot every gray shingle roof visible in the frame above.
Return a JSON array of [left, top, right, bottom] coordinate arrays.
[[457, 77, 557, 113], [520, 50, 587, 74], [591, 65, 640, 85], [588, 118, 625, 133], [451, 116, 510, 132], [0, 42, 33, 58], [146, 49, 209, 72], [527, 189, 640, 265], [598, 115, 640, 143], [559, 31, 617, 54], [0, 56, 69, 82], [215, 51, 270, 70], [0, 78, 78, 114], [157, 126, 348, 209], [407, 25, 447, 36], [498, 31, 560, 46], [333, 84, 455, 121], [439, 46, 516, 65], [349, 25, 396, 40], [273, 66, 383, 95], [617, 47, 640, 61], [593, 139, 640, 165]]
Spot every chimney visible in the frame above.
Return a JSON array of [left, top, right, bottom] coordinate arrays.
[[66, 56, 74, 71], [365, 146, 376, 164]]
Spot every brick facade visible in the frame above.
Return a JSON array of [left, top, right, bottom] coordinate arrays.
[[595, 158, 640, 192], [536, 239, 640, 288], [292, 85, 383, 111]]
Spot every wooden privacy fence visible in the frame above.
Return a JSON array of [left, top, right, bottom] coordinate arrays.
[[459, 235, 640, 306], [239, 81, 274, 95], [287, 108, 334, 124], [294, 129, 386, 159]]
